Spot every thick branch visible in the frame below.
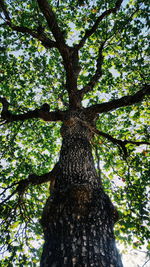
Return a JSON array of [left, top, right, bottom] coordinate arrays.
[[0, 0, 80, 108], [86, 84, 150, 114], [79, 42, 104, 99], [76, 0, 123, 50], [36, 1, 83, 109], [0, 98, 65, 123], [0, 0, 56, 49], [36, 0, 66, 49]]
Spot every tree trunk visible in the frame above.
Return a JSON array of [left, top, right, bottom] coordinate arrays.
[[40, 112, 123, 267]]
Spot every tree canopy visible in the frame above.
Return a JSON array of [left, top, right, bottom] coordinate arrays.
[[0, 0, 149, 266]]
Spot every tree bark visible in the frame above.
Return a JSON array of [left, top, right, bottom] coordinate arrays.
[[40, 112, 123, 267]]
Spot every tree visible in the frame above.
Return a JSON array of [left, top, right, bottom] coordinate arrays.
[[0, 0, 149, 266]]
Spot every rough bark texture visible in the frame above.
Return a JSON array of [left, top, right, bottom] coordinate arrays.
[[40, 112, 123, 267]]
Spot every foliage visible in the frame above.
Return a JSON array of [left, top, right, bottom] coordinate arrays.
[[0, 0, 149, 265]]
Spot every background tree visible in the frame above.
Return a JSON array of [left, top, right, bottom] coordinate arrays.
[[0, 0, 149, 266]]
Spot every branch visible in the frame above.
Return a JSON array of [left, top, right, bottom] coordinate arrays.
[[142, 259, 150, 267], [0, 98, 65, 123], [36, 1, 83, 109], [36, 0, 66, 50], [79, 42, 104, 99], [76, 117, 150, 157], [16, 162, 59, 196], [0, 163, 60, 205], [0, 0, 10, 21], [76, 0, 123, 50], [94, 128, 150, 157], [0, 1, 80, 108], [10, 25, 56, 49], [0, 0, 56, 49], [0, 189, 17, 205], [105, 6, 141, 49], [86, 84, 150, 114], [78, 3, 141, 100]]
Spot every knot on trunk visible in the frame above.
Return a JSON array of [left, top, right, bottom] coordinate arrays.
[[40, 185, 93, 229], [40, 187, 119, 237], [60, 116, 94, 140], [69, 184, 92, 219]]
